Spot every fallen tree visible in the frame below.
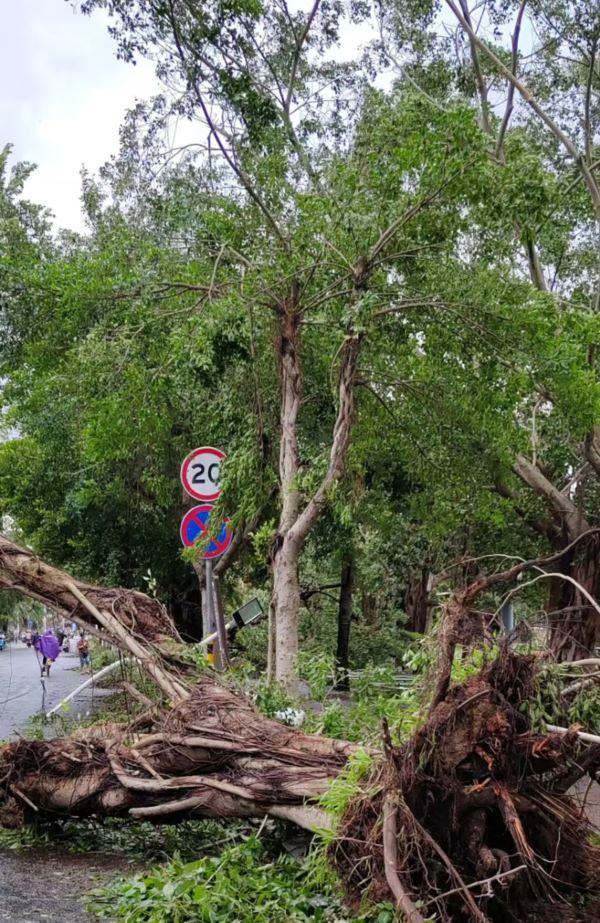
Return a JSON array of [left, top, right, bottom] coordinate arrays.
[[1, 535, 600, 920]]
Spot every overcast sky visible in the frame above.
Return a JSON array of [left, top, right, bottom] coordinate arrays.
[[0, 0, 159, 231]]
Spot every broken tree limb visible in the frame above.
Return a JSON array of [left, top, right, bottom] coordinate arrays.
[[513, 454, 590, 539], [65, 581, 187, 703], [430, 529, 600, 707], [2, 545, 600, 919], [546, 724, 600, 746], [0, 536, 179, 642], [382, 795, 426, 923]]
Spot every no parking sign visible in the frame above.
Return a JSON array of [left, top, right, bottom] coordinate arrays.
[[180, 503, 233, 559]]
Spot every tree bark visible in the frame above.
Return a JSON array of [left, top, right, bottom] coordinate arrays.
[[336, 553, 354, 688], [513, 454, 589, 540], [0, 674, 351, 832], [404, 568, 430, 634], [272, 291, 302, 690], [273, 535, 302, 690], [0, 535, 188, 702], [0, 535, 179, 646], [272, 318, 362, 690]]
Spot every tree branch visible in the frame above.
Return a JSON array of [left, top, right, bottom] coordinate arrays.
[[458, 0, 491, 135], [167, 0, 291, 250], [444, 0, 600, 218], [584, 41, 598, 170], [512, 454, 590, 539], [495, 0, 527, 160]]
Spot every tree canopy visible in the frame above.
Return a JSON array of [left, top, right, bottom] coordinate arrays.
[[1, 0, 600, 679]]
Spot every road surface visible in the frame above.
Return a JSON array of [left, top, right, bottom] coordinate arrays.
[[0, 849, 127, 922], [0, 642, 112, 740], [1, 643, 120, 921]]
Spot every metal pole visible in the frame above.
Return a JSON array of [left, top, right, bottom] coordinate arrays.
[[213, 571, 230, 670], [46, 659, 124, 717], [205, 558, 215, 636]]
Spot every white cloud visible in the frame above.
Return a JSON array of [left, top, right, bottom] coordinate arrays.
[[1, 0, 159, 231]]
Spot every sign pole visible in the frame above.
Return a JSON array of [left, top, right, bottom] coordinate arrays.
[[212, 571, 231, 670], [180, 445, 233, 670], [204, 558, 219, 667], [205, 558, 215, 637]]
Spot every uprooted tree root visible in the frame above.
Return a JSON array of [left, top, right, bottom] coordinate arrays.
[[332, 648, 600, 922], [2, 534, 600, 920], [1, 651, 599, 921]]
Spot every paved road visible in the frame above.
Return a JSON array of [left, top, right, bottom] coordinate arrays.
[[0, 850, 127, 922], [0, 643, 111, 740], [1, 644, 119, 921]]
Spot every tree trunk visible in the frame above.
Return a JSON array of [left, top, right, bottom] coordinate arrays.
[[273, 535, 301, 690], [548, 534, 600, 660], [336, 554, 353, 689], [272, 319, 362, 690], [272, 292, 302, 690], [404, 568, 430, 634], [0, 675, 350, 833]]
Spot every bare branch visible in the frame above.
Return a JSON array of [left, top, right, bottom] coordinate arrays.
[[495, 0, 528, 160], [458, 0, 491, 135], [584, 41, 598, 169], [444, 0, 600, 218], [284, 0, 321, 114], [167, 1, 291, 250], [288, 331, 362, 547], [382, 797, 426, 923]]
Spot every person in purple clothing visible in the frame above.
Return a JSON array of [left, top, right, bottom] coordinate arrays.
[[35, 628, 60, 677]]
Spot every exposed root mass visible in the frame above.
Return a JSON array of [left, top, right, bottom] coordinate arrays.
[[332, 649, 600, 921], [2, 538, 600, 919]]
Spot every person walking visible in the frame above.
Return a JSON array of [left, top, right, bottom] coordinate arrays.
[[35, 628, 60, 677], [77, 631, 91, 671]]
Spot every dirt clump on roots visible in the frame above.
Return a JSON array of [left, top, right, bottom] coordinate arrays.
[[331, 648, 600, 922]]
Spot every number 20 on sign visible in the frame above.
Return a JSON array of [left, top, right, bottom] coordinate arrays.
[[180, 446, 224, 502]]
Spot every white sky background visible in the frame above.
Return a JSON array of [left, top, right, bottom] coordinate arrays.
[[0, 0, 539, 237], [0, 0, 159, 232], [0, 1, 379, 234]]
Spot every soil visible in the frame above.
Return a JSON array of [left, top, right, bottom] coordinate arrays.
[[0, 848, 136, 922]]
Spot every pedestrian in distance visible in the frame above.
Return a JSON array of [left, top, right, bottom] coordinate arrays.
[[35, 628, 60, 677], [77, 631, 91, 671]]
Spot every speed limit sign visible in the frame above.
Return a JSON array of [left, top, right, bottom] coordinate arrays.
[[180, 447, 225, 502]]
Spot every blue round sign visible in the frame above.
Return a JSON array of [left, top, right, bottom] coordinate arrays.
[[180, 504, 233, 559]]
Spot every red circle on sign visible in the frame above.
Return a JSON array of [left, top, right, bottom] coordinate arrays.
[[180, 503, 233, 559], [180, 446, 225, 502]]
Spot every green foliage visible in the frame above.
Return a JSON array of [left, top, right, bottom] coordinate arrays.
[[298, 649, 337, 701], [0, 816, 242, 862], [569, 685, 600, 734], [87, 832, 394, 923], [319, 748, 375, 824], [251, 678, 296, 718], [89, 640, 121, 671]]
